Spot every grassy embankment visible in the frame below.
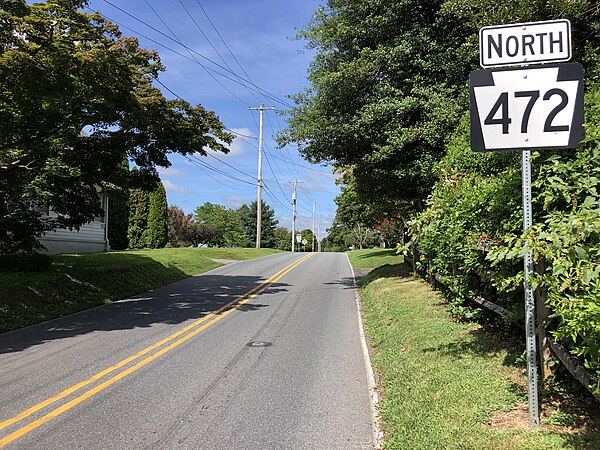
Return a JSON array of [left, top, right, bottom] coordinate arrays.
[[348, 248, 600, 449], [0, 248, 282, 333]]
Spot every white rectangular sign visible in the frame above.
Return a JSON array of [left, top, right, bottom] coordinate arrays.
[[470, 63, 584, 152], [480, 20, 571, 67]]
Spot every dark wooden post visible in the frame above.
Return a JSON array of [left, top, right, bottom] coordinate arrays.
[[535, 260, 552, 379], [411, 242, 418, 277], [428, 258, 436, 289]]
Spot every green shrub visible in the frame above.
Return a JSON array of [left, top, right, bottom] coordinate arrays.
[[0, 253, 52, 272]]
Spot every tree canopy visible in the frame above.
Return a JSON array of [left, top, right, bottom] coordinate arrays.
[[194, 202, 245, 247], [0, 0, 232, 254], [281, 0, 600, 220], [238, 200, 279, 248]]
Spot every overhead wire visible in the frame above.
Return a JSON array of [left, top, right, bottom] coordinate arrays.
[[92, 1, 335, 231], [192, 0, 290, 108], [184, 156, 254, 191], [145, 0, 249, 105], [95, 1, 293, 108], [194, 0, 256, 89]]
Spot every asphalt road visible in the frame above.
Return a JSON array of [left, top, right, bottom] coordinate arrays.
[[0, 252, 376, 449]]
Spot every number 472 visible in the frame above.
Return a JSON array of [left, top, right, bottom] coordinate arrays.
[[484, 89, 569, 134]]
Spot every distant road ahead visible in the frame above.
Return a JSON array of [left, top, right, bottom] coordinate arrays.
[[0, 252, 375, 449]]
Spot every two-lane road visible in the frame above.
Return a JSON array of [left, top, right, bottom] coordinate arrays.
[[0, 252, 376, 449]]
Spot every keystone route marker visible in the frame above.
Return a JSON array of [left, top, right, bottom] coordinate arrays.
[[470, 19, 584, 429]]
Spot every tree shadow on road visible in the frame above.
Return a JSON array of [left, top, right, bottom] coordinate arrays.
[[0, 269, 290, 355]]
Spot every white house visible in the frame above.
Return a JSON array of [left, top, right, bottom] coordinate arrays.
[[38, 191, 110, 255]]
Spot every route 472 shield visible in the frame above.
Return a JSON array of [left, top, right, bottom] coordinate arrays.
[[470, 62, 584, 152]]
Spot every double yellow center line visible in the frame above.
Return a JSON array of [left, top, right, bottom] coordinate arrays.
[[0, 253, 313, 448]]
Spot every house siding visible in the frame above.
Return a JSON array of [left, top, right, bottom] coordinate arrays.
[[39, 193, 109, 255], [40, 222, 107, 254]]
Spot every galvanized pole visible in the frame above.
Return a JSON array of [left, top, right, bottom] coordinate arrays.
[[522, 149, 540, 428]]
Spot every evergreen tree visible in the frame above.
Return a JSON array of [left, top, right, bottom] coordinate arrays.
[[147, 181, 168, 248], [238, 201, 278, 248], [127, 168, 151, 249], [107, 157, 130, 250], [108, 188, 129, 250]]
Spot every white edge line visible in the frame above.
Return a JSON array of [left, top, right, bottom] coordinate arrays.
[[345, 253, 383, 449]]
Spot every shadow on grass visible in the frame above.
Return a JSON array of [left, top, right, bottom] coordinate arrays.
[[0, 252, 290, 354], [358, 263, 410, 288], [359, 260, 600, 447], [422, 324, 525, 368], [353, 249, 398, 260]]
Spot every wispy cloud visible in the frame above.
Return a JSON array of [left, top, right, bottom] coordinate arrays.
[[158, 167, 186, 178], [221, 195, 250, 209], [163, 179, 189, 194]]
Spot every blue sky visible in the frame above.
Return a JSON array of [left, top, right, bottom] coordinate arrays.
[[86, 0, 338, 235]]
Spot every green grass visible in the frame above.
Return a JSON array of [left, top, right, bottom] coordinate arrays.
[[346, 248, 403, 269], [349, 249, 600, 449], [0, 247, 282, 333]]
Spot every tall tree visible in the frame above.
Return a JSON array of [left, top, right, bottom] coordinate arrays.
[[167, 205, 193, 247], [279, 0, 470, 211], [238, 200, 279, 248], [273, 227, 291, 251], [107, 156, 130, 250], [107, 188, 129, 250], [194, 202, 245, 247], [280, 0, 600, 217], [127, 169, 151, 249], [0, 0, 232, 255], [147, 180, 168, 248]]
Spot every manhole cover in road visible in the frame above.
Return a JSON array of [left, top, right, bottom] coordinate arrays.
[[246, 341, 272, 348]]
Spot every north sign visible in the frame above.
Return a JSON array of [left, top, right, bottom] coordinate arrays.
[[480, 20, 571, 67], [470, 63, 584, 152]]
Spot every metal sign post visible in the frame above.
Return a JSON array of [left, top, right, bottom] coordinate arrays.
[[521, 150, 539, 427], [470, 18, 584, 429]]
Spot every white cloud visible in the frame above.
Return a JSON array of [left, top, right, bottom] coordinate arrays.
[[163, 179, 189, 194], [221, 195, 250, 209], [158, 167, 185, 178], [200, 127, 256, 160]]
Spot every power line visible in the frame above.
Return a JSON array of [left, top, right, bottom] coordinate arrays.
[[188, 154, 255, 186], [262, 183, 293, 214], [177, 0, 235, 73], [184, 157, 254, 191], [194, 0, 255, 88], [263, 146, 337, 177], [206, 152, 257, 181], [263, 150, 288, 200], [144, 0, 249, 105], [192, 0, 290, 109], [94, 1, 293, 108]]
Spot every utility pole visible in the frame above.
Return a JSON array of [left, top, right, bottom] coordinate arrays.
[[318, 222, 321, 252], [312, 203, 316, 252], [316, 204, 321, 252], [248, 104, 274, 249], [290, 180, 303, 252]]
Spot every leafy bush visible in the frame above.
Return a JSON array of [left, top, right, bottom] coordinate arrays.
[[408, 115, 523, 317], [411, 95, 600, 393], [489, 148, 600, 391], [0, 253, 52, 272]]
